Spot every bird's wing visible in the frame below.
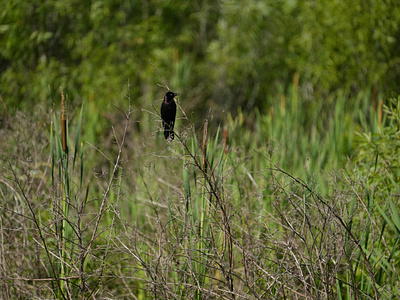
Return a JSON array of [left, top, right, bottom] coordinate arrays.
[[161, 102, 167, 126]]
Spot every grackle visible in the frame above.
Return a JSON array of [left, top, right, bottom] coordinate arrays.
[[161, 91, 179, 140]]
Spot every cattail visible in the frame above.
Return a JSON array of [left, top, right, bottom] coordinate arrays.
[[281, 94, 286, 114], [223, 127, 229, 155], [269, 106, 274, 121], [202, 119, 208, 173], [61, 89, 68, 154]]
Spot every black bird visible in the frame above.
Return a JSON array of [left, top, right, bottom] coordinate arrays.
[[161, 91, 179, 140]]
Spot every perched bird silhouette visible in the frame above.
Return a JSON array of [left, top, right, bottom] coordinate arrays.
[[161, 91, 179, 140]]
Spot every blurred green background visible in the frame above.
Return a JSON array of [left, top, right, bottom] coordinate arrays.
[[1, 0, 399, 113]]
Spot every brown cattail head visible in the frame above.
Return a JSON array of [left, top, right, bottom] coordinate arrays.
[[202, 119, 208, 173], [269, 106, 274, 121], [61, 89, 68, 154], [281, 94, 286, 111], [223, 127, 229, 155], [293, 72, 299, 95]]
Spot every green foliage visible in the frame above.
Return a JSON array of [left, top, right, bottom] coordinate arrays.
[[346, 96, 400, 297], [1, 0, 399, 114], [285, 0, 400, 93], [354, 96, 400, 195]]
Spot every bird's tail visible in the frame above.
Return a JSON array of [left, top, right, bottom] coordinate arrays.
[[164, 124, 174, 140]]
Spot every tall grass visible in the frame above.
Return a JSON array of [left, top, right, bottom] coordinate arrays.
[[1, 81, 399, 299]]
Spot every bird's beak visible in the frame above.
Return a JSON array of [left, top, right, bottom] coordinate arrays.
[[174, 93, 180, 97]]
